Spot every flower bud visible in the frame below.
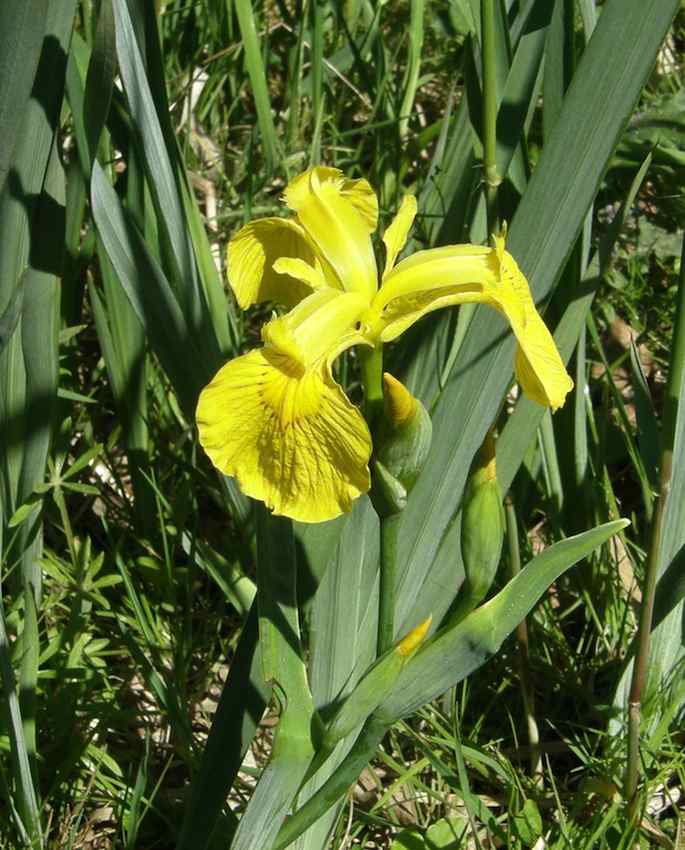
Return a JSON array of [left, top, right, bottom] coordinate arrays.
[[451, 430, 504, 624], [371, 373, 432, 517]]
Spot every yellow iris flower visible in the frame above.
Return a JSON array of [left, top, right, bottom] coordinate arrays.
[[197, 166, 573, 523]]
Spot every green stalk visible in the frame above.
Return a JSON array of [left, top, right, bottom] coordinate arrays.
[[625, 234, 685, 817], [481, 0, 500, 234], [377, 514, 400, 655], [358, 343, 384, 426], [505, 496, 541, 784], [310, 0, 324, 163], [357, 343, 399, 659], [398, 0, 424, 140]]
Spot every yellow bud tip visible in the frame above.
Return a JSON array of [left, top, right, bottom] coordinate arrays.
[[480, 428, 497, 481], [396, 615, 432, 658], [383, 372, 417, 427]]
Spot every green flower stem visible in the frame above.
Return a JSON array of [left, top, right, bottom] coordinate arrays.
[[378, 513, 400, 655], [481, 0, 500, 234], [273, 715, 388, 850], [625, 233, 685, 818], [358, 343, 384, 426], [505, 495, 542, 784]]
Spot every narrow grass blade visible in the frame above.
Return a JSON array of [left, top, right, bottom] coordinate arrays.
[[233, 0, 280, 171], [398, 0, 425, 139], [629, 338, 660, 490], [0, 600, 40, 847], [495, 0, 552, 180], [0, 0, 48, 192], [177, 604, 267, 850]]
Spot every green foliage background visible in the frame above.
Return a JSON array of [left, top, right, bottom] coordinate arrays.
[[0, 0, 684, 848]]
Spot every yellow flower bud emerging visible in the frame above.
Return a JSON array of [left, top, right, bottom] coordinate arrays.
[[371, 374, 433, 517], [396, 615, 432, 658], [383, 372, 417, 426]]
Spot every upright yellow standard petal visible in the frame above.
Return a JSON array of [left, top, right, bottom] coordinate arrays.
[[284, 167, 378, 299], [227, 217, 325, 309], [382, 195, 417, 278], [285, 166, 379, 231], [196, 349, 372, 522]]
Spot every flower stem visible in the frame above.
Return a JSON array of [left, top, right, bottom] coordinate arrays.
[[505, 495, 542, 785], [378, 514, 400, 655], [625, 233, 685, 818], [481, 0, 500, 235], [358, 343, 384, 427]]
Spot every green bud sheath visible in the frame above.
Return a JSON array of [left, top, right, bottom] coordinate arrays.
[[452, 431, 505, 623], [371, 373, 432, 517]]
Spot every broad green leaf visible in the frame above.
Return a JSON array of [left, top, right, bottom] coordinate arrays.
[[230, 510, 315, 850], [90, 161, 208, 413], [292, 500, 380, 849], [380, 520, 629, 719], [83, 0, 115, 166]]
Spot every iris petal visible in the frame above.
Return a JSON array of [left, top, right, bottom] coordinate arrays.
[[227, 217, 322, 309], [284, 167, 378, 299], [372, 242, 573, 409], [196, 349, 372, 522], [382, 195, 417, 277]]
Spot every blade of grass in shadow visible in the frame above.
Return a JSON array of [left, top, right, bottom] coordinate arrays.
[[83, 0, 115, 166], [177, 603, 268, 850], [112, 0, 224, 369], [0, 599, 38, 847], [90, 161, 209, 413]]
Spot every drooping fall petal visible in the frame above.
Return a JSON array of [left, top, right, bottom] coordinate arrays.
[[370, 241, 573, 410], [196, 349, 372, 522]]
